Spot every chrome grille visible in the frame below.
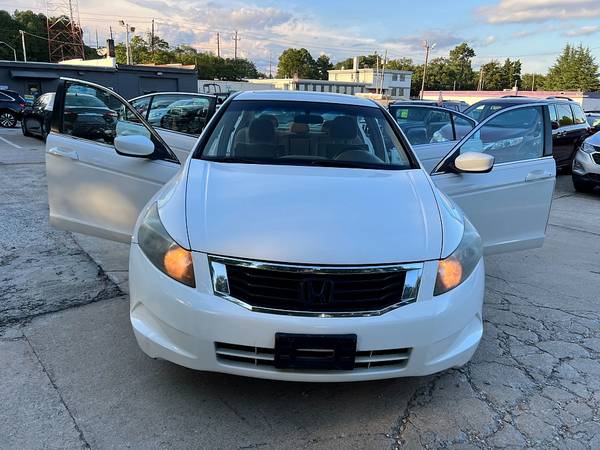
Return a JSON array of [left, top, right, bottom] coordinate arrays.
[[209, 256, 423, 317]]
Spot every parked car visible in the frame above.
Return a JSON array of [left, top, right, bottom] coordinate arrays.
[[465, 97, 593, 171], [0, 89, 27, 128], [391, 99, 469, 112], [388, 102, 477, 171], [21, 92, 55, 140], [46, 79, 555, 381], [130, 92, 218, 162], [61, 92, 119, 143], [585, 111, 600, 132], [572, 134, 600, 193]]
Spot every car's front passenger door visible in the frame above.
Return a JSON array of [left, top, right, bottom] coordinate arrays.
[[46, 79, 180, 243], [432, 104, 555, 254]]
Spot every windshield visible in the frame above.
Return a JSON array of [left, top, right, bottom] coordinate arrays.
[[465, 103, 504, 121], [198, 100, 413, 170]]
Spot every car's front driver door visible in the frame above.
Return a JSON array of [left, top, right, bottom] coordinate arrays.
[[432, 104, 555, 254], [46, 78, 181, 243]]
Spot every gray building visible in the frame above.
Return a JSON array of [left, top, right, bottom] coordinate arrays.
[[0, 60, 198, 101]]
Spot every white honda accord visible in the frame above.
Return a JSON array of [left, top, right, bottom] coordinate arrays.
[[46, 79, 555, 381]]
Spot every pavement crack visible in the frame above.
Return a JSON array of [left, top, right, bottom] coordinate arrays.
[[23, 334, 91, 449]]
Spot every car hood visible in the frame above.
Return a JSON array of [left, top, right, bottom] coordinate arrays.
[[184, 160, 443, 265]]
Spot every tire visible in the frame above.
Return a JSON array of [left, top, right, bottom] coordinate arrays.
[[0, 110, 17, 128], [572, 176, 595, 193], [21, 119, 33, 137]]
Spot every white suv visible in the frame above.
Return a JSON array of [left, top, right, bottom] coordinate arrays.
[[46, 79, 555, 381]]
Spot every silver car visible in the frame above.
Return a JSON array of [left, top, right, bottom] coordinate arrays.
[[572, 133, 600, 192]]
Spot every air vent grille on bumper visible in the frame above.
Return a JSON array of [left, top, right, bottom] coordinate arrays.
[[215, 342, 412, 371], [209, 256, 423, 315]]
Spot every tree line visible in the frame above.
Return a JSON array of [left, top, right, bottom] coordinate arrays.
[[2, 10, 599, 90]]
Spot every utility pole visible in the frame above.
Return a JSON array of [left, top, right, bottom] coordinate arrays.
[[379, 50, 387, 96], [531, 73, 535, 91], [109, 26, 113, 40], [477, 68, 484, 91], [375, 51, 379, 93], [19, 30, 27, 62], [216, 32, 220, 58], [95, 29, 99, 48], [232, 30, 240, 59], [420, 40, 436, 100], [119, 20, 135, 65], [151, 19, 155, 55], [0, 41, 17, 61], [268, 51, 272, 78]]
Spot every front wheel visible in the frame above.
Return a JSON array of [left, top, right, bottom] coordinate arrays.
[[21, 119, 32, 137], [0, 111, 17, 128], [572, 175, 595, 193]]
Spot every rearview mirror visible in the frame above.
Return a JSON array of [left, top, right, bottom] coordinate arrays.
[[114, 135, 154, 158], [454, 152, 494, 173]]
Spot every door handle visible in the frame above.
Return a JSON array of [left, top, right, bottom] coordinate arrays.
[[47, 147, 79, 161], [525, 170, 553, 182]]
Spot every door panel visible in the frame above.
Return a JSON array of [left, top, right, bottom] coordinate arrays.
[[432, 104, 555, 254], [46, 79, 180, 243]]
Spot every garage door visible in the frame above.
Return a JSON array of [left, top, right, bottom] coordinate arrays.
[[139, 77, 179, 94]]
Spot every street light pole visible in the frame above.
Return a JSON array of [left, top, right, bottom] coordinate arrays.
[[119, 20, 135, 65], [19, 30, 27, 62], [420, 40, 436, 100], [0, 41, 17, 61]]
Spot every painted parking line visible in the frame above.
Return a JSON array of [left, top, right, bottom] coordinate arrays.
[[0, 136, 22, 149]]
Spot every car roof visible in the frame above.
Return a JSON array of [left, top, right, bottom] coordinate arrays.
[[472, 97, 548, 106], [232, 90, 379, 107]]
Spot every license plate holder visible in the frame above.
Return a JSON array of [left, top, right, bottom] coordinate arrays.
[[274, 333, 357, 370]]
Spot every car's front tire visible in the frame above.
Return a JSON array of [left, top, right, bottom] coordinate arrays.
[[0, 110, 17, 128], [21, 119, 33, 137], [572, 175, 595, 193]]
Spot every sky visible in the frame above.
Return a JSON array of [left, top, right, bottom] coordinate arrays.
[[5, 0, 600, 74]]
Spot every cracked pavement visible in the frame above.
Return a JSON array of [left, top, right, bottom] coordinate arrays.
[[1, 129, 599, 449]]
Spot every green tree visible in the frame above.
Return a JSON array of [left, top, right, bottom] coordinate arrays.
[[334, 54, 379, 70], [521, 73, 545, 91], [475, 58, 521, 90], [447, 42, 476, 90], [314, 54, 332, 80], [544, 44, 600, 91], [277, 48, 316, 78]]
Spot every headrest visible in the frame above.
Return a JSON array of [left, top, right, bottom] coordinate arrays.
[[291, 122, 309, 134], [248, 117, 275, 142], [329, 116, 358, 140]]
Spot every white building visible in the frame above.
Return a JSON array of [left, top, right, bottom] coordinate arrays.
[[328, 57, 412, 98], [247, 77, 367, 95]]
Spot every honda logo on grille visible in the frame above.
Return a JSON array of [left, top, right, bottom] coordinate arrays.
[[302, 278, 334, 305]]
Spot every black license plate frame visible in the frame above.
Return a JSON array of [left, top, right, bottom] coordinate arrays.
[[274, 333, 357, 370]]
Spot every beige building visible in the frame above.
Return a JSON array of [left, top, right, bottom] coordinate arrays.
[[328, 57, 412, 98]]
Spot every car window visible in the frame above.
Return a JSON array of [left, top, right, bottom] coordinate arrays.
[[391, 106, 453, 145], [147, 94, 211, 135], [455, 106, 544, 165], [33, 95, 45, 108], [200, 100, 413, 170], [453, 114, 475, 140], [570, 104, 587, 125], [130, 96, 152, 120], [0, 92, 13, 101], [549, 104, 558, 123], [556, 104, 574, 127], [62, 82, 151, 145]]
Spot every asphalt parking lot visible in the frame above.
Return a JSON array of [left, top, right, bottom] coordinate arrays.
[[1, 127, 599, 449]]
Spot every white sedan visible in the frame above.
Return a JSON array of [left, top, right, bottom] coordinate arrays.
[[46, 79, 555, 381]]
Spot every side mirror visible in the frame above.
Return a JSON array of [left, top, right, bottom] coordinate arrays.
[[453, 152, 495, 173], [114, 135, 154, 158], [551, 121, 559, 130]]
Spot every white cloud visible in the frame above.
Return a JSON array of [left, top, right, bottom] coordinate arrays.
[[482, 35, 496, 46], [564, 25, 600, 36], [479, 0, 600, 24]]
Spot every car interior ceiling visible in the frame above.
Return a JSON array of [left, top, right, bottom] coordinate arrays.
[[231, 113, 383, 162]]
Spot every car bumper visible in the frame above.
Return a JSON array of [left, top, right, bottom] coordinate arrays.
[[573, 149, 600, 183], [129, 245, 485, 382]]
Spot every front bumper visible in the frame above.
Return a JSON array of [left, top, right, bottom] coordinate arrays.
[[129, 245, 485, 382], [573, 149, 600, 184]]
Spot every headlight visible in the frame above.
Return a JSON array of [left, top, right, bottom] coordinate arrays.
[[434, 217, 482, 296], [581, 142, 596, 154], [137, 203, 195, 287]]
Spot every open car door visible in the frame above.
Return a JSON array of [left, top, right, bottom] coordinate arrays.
[[431, 103, 555, 254], [46, 78, 183, 243]]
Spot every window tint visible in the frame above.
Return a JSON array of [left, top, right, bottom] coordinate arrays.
[[456, 106, 544, 164], [62, 82, 150, 144], [201, 100, 412, 170], [549, 104, 558, 123], [391, 106, 453, 145], [556, 104, 574, 127], [571, 104, 587, 125], [453, 115, 475, 140], [147, 94, 211, 135]]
